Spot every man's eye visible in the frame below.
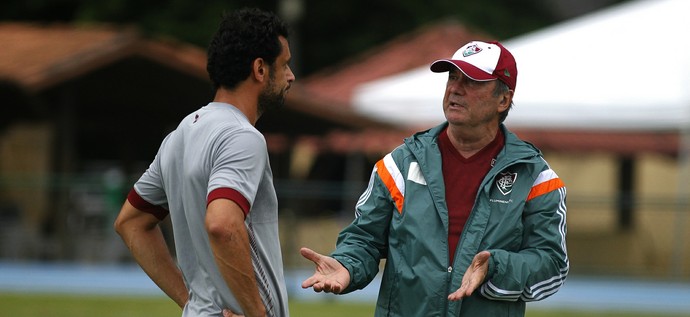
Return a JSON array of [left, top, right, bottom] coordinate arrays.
[[466, 79, 485, 87]]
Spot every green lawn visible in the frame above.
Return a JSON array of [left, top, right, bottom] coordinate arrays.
[[0, 292, 687, 317]]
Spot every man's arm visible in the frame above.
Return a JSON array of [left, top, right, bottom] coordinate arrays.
[[114, 200, 188, 308], [477, 169, 568, 302], [206, 198, 266, 317]]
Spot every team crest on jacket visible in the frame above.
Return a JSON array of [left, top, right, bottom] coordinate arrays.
[[496, 172, 517, 195]]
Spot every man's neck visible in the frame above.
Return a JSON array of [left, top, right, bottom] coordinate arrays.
[[445, 124, 500, 158], [213, 86, 260, 125]]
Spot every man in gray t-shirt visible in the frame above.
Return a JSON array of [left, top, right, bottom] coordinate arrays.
[[115, 8, 295, 317]]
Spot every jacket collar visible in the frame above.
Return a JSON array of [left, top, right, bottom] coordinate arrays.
[[405, 121, 541, 152], [404, 122, 541, 164]]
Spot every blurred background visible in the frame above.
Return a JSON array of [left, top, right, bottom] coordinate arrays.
[[1, 0, 690, 315]]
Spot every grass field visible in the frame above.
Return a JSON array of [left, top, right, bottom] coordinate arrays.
[[0, 292, 688, 317]]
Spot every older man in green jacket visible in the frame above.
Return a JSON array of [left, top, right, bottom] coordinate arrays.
[[301, 40, 568, 317]]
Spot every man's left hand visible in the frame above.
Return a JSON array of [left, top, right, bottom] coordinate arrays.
[[448, 251, 491, 301]]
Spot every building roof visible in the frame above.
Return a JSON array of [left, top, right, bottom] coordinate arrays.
[[1, 21, 676, 155], [0, 21, 405, 160], [0, 22, 391, 139], [0, 22, 207, 92]]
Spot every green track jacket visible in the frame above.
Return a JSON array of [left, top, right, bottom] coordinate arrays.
[[332, 123, 568, 317]]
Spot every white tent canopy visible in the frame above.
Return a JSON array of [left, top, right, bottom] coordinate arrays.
[[352, 0, 690, 131]]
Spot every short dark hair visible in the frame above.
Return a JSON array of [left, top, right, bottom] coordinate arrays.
[[207, 8, 289, 91], [493, 80, 513, 123]]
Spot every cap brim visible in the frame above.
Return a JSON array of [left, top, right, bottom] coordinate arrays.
[[430, 60, 497, 82]]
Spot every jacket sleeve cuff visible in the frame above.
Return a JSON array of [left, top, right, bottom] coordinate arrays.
[[331, 254, 368, 294], [486, 250, 498, 281]]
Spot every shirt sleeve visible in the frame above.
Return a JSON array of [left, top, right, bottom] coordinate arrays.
[[129, 137, 171, 220], [207, 127, 268, 215], [127, 133, 172, 219], [127, 188, 169, 220], [207, 187, 251, 216]]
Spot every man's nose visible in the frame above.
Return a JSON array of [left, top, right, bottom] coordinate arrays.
[[449, 79, 467, 95], [287, 67, 296, 82]]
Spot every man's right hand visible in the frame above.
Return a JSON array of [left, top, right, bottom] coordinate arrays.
[[300, 247, 351, 294]]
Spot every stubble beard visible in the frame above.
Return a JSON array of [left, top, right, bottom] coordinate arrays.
[[257, 76, 286, 116]]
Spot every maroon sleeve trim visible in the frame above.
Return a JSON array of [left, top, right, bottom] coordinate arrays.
[[127, 188, 169, 220], [207, 188, 251, 216]]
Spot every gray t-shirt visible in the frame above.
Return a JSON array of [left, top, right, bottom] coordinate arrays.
[[130, 102, 288, 317]]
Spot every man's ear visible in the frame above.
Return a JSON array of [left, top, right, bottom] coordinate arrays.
[[252, 58, 267, 83], [498, 90, 514, 112]]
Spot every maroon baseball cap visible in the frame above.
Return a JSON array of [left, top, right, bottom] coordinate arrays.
[[430, 40, 517, 91]]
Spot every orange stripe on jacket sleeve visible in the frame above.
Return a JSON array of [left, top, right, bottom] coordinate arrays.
[[375, 159, 404, 214], [527, 178, 565, 201]]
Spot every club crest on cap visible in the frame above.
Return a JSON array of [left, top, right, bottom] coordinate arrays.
[[462, 44, 482, 57]]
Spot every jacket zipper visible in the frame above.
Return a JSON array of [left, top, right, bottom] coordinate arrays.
[[445, 156, 539, 314]]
